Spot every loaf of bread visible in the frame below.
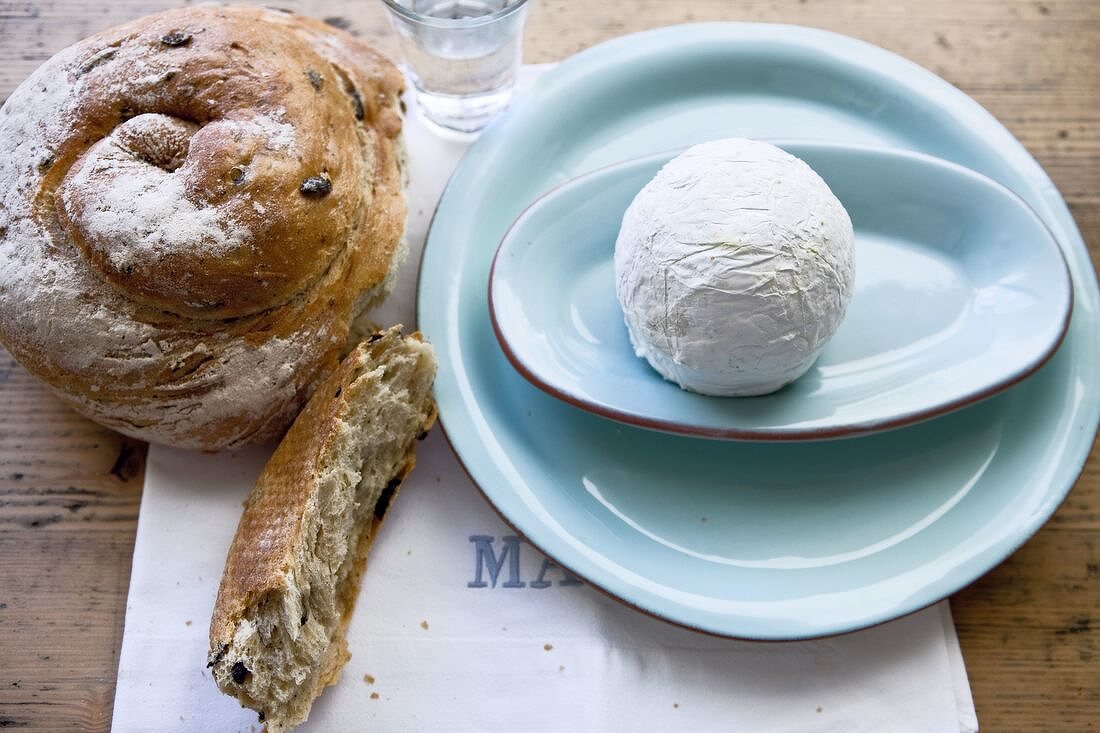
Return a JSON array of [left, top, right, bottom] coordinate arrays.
[[208, 327, 437, 732], [0, 5, 406, 450]]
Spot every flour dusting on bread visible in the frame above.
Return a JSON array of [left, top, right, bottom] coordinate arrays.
[[60, 136, 249, 270]]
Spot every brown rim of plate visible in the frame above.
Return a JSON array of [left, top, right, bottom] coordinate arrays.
[[484, 146, 1076, 442]]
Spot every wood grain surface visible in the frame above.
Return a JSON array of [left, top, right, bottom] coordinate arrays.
[[0, 1, 1097, 730]]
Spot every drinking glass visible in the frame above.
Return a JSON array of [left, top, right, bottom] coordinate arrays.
[[379, 0, 532, 133]]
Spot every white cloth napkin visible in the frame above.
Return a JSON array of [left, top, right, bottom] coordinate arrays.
[[111, 66, 979, 733]]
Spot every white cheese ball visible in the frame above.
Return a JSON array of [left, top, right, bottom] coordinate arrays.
[[614, 138, 855, 396]]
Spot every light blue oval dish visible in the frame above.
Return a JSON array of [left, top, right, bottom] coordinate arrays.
[[417, 24, 1100, 639], [489, 142, 1073, 440]]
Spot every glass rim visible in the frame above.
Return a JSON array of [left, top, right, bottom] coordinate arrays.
[[380, 0, 531, 28]]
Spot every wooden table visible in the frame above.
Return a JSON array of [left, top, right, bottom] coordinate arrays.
[[0, 1, 1096, 730]]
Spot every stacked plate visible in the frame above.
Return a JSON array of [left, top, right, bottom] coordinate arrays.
[[417, 24, 1100, 640]]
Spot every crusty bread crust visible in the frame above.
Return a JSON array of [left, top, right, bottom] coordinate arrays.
[[208, 327, 437, 731], [0, 6, 407, 450]]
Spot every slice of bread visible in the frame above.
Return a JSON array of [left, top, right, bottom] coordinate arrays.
[[207, 326, 437, 732]]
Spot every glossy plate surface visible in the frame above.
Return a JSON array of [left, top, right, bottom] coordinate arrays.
[[490, 142, 1073, 440], [417, 24, 1100, 639]]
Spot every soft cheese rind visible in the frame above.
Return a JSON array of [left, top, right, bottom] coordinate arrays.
[[614, 138, 855, 396]]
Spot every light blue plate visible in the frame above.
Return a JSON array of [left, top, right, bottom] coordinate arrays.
[[417, 24, 1100, 639], [489, 142, 1072, 440]]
